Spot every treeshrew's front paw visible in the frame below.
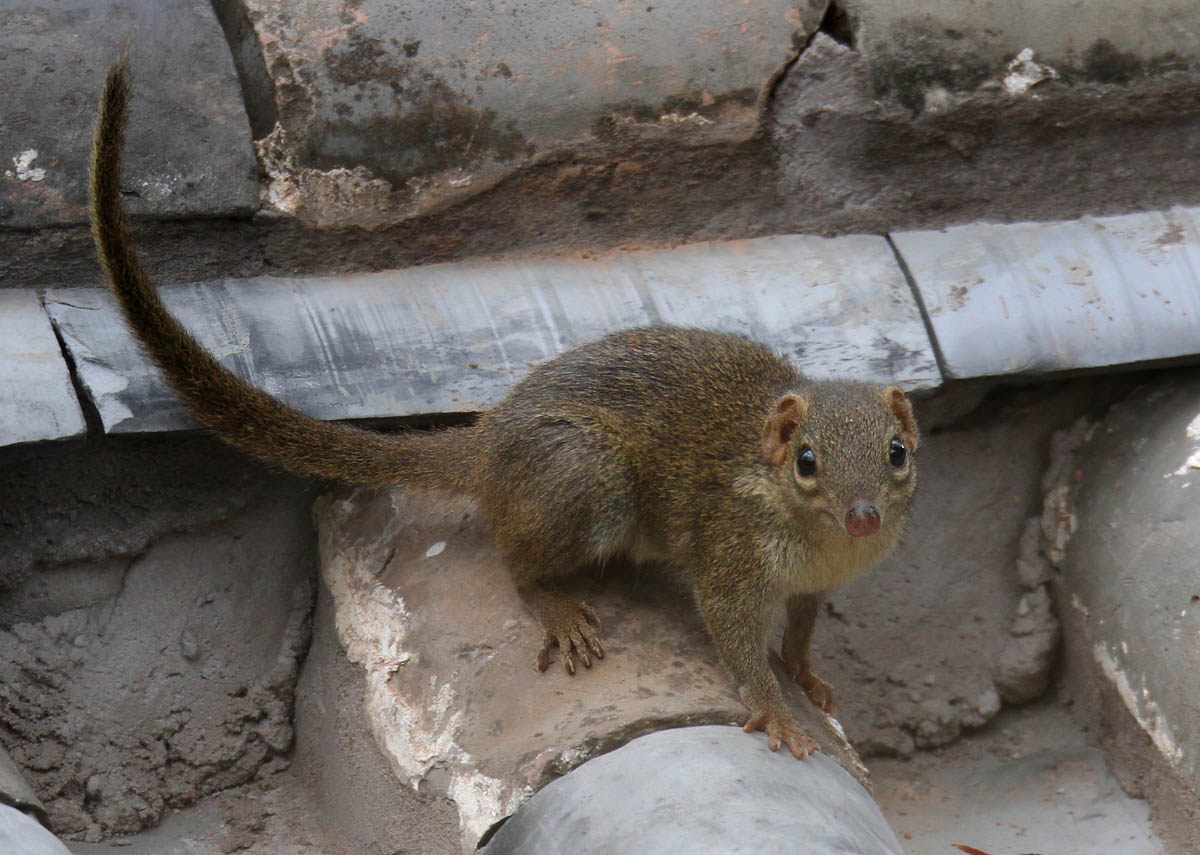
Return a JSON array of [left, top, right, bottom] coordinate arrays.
[[742, 708, 819, 759], [789, 667, 836, 714]]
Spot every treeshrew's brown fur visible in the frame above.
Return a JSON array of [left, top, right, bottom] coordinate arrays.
[[90, 56, 918, 759]]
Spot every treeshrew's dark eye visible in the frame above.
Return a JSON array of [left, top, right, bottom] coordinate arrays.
[[797, 447, 817, 478], [889, 437, 907, 468]]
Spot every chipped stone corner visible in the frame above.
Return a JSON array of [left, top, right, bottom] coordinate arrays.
[[254, 123, 397, 230], [314, 490, 530, 852], [8, 149, 47, 182], [254, 122, 518, 230], [1092, 641, 1185, 770], [1002, 48, 1060, 96], [823, 712, 872, 785], [449, 772, 533, 846], [1040, 416, 1094, 569], [1167, 410, 1200, 476], [992, 509, 1064, 707]]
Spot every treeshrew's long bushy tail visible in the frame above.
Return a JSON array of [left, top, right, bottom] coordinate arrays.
[[89, 56, 473, 491]]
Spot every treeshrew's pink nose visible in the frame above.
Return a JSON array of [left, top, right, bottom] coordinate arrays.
[[845, 500, 881, 537]]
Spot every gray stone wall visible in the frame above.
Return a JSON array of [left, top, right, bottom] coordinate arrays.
[[5, 1, 1200, 286]]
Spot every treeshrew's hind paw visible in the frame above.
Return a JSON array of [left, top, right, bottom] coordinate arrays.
[[534, 598, 604, 675]]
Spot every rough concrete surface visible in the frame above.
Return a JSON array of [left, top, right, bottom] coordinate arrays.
[[1052, 370, 1200, 854], [68, 781, 332, 855], [0, 0, 257, 229], [873, 698, 1166, 855], [314, 487, 868, 852], [0, 438, 316, 842], [0, 436, 282, 594], [482, 726, 903, 855], [70, 579, 464, 855]]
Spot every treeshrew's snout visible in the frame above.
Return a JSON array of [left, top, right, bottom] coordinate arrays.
[[845, 500, 882, 537]]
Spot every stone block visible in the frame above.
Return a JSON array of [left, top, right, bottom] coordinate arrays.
[[853, 0, 1200, 106], [0, 0, 256, 228], [0, 290, 85, 446], [772, 21, 1200, 240], [314, 488, 870, 852], [1057, 371, 1200, 798], [244, 0, 818, 227], [46, 234, 940, 433], [892, 209, 1200, 379]]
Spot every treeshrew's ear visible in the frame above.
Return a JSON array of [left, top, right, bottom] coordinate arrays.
[[762, 394, 807, 466], [883, 386, 919, 452]]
